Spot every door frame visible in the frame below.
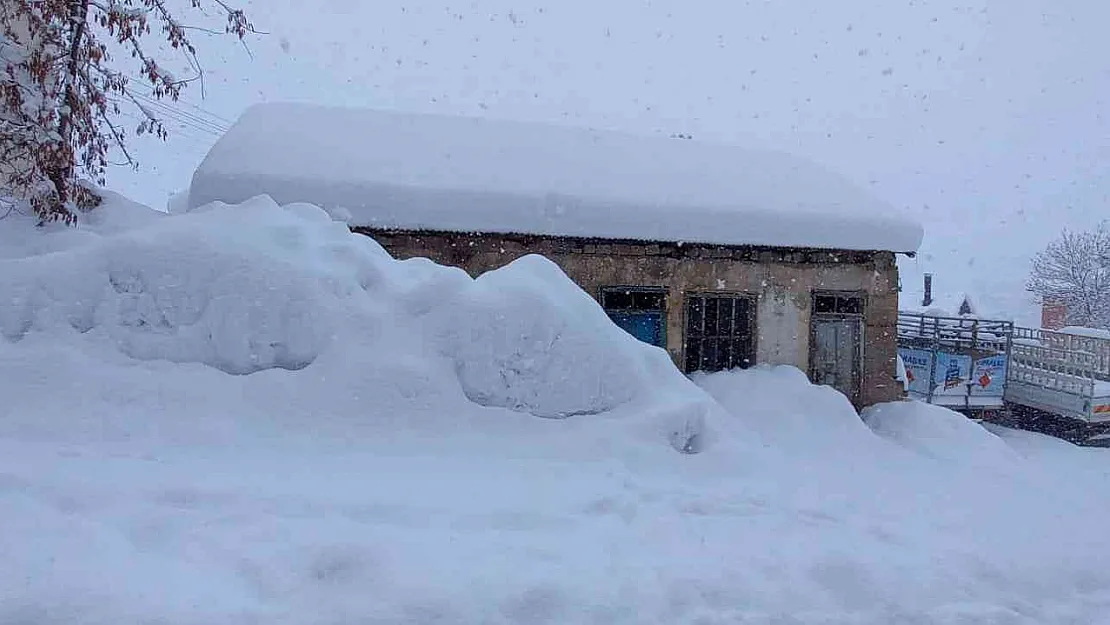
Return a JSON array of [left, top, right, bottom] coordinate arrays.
[[808, 291, 866, 403]]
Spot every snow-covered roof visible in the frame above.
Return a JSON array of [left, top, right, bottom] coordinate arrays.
[[1058, 326, 1110, 340], [189, 103, 924, 253], [909, 293, 980, 319]]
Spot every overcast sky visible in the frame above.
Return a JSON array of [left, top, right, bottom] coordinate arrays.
[[111, 0, 1110, 323]]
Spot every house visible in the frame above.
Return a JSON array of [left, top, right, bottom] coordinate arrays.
[[922, 294, 980, 319], [1041, 299, 1069, 330], [907, 273, 981, 318], [188, 103, 924, 407]]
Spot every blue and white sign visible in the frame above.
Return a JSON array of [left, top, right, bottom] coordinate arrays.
[[898, 347, 934, 397], [899, 347, 977, 398], [933, 352, 973, 394], [970, 355, 1007, 396]]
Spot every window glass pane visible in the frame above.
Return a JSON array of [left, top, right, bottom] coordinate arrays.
[[687, 298, 703, 338], [815, 295, 837, 314], [717, 339, 732, 371], [685, 341, 701, 372], [718, 297, 734, 336], [603, 290, 634, 310], [633, 290, 664, 311], [702, 339, 719, 371], [722, 339, 735, 369], [837, 296, 863, 315], [732, 298, 748, 333], [704, 300, 719, 336], [737, 342, 753, 368]]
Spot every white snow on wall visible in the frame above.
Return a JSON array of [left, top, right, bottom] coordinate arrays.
[[189, 103, 924, 253]]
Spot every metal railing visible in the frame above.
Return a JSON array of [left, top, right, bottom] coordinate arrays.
[[897, 311, 1013, 351], [1010, 327, 1110, 382], [896, 311, 1013, 411]]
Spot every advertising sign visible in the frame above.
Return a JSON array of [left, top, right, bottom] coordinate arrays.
[[969, 354, 1007, 396], [898, 348, 933, 397], [933, 352, 972, 394]]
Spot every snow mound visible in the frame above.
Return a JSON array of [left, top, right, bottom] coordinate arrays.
[[0, 193, 711, 437], [1, 196, 376, 374], [166, 189, 191, 215], [428, 254, 649, 418], [190, 103, 923, 253], [862, 400, 1020, 471], [0, 189, 161, 260], [694, 365, 876, 448]]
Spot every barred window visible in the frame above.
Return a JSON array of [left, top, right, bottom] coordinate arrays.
[[684, 294, 755, 373]]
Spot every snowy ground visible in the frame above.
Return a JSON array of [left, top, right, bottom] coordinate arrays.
[[3, 196, 1110, 624]]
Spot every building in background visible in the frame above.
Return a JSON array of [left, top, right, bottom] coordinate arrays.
[[1041, 300, 1069, 330]]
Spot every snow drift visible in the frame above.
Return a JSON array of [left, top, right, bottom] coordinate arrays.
[[2, 198, 366, 374], [863, 400, 1022, 471], [427, 254, 670, 418], [694, 365, 874, 448], [0, 194, 714, 437], [3, 195, 1110, 625]]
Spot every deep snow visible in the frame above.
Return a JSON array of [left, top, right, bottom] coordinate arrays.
[[188, 103, 923, 253], [2, 195, 1110, 625]]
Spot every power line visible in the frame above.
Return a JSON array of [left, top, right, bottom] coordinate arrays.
[[130, 91, 228, 133], [131, 92, 228, 135], [113, 75, 231, 135], [113, 91, 227, 136], [107, 95, 224, 139], [125, 74, 234, 126], [115, 110, 217, 145]]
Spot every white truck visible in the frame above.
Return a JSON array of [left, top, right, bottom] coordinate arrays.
[[1006, 326, 1110, 430], [898, 313, 1110, 444], [896, 311, 1013, 417]]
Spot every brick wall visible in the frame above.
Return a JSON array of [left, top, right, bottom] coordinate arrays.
[[1041, 300, 1068, 330], [358, 229, 902, 408]]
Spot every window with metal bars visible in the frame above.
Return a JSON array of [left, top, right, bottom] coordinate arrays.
[[683, 294, 756, 373]]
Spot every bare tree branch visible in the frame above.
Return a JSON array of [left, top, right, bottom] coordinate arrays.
[[1028, 222, 1110, 329], [1, 0, 257, 224]]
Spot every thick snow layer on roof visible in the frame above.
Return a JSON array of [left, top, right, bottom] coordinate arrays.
[[189, 103, 923, 253]]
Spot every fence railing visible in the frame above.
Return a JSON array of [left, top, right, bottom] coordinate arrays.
[[1008, 362, 1097, 396], [1010, 327, 1110, 382], [897, 311, 1013, 352]]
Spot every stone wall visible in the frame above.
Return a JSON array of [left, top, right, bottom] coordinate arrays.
[[358, 228, 902, 407]]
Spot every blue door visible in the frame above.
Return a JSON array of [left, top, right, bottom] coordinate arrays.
[[607, 311, 665, 348]]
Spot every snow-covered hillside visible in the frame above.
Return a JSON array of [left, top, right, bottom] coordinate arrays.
[[105, 0, 1110, 323], [3, 196, 1110, 624]]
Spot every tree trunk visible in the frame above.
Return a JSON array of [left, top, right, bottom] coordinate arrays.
[[47, 0, 90, 217]]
